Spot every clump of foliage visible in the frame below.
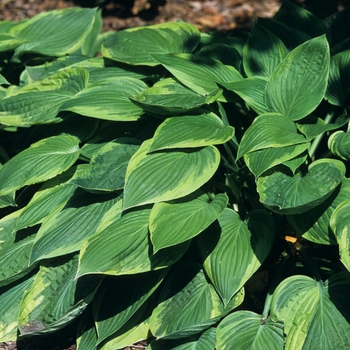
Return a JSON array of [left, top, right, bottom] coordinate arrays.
[[0, 1, 350, 349]]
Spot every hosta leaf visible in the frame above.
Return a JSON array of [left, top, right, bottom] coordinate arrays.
[[77, 208, 188, 277], [330, 200, 350, 271], [60, 77, 147, 121], [124, 139, 220, 209], [245, 143, 310, 178], [216, 311, 284, 350], [0, 134, 80, 197], [148, 327, 216, 350], [0, 210, 23, 251], [0, 193, 16, 209], [69, 141, 140, 191], [102, 22, 200, 66], [220, 77, 269, 115], [0, 74, 9, 85], [257, 159, 345, 214], [30, 194, 118, 264], [76, 310, 97, 350], [328, 130, 350, 161], [152, 53, 242, 100], [11, 8, 100, 59], [150, 191, 228, 252], [270, 273, 350, 350], [131, 78, 221, 115], [149, 112, 234, 152], [199, 209, 275, 305], [0, 67, 88, 126], [0, 276, 35, 342], [265, 35, 329, 121], [289, 178, 350, 245], [237, 113, 308, 159], [18, 255, 102, 335], [243, 22, 288, 77], [94, 271, 165, 344], [325, 50, 350, 106], [149, 263, 244, 339]]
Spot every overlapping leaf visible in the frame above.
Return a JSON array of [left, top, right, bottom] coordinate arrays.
[[328, 130, 350, 160]]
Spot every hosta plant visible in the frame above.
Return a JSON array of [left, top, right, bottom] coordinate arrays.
[[0, 1, 350, 349]]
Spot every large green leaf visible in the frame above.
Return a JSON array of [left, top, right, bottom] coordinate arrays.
[[102, 22, 200, 66], [257, 159, 345, 214], [330, 200, 350, 271], [216, 311, 284, 350], [150, 191, 228, 252], [237, 113, 308, 159], [60, 77, 147, 121], [0, 276, 35, 342], [243, 22, 288, 77], [199, 209, 275, 305], [123, 139, 220, 209], [77, 208, 188, 277], [265, 35, 329, 121], [149, 112, 234, 152], [149, 263, 244, 339], [18, 255, 101, 335], [328, 130, 350, 161], [270, 273, 350, 350], [289, 178, 350, 245], [69, 141, 140, 191], [0, 68, 88, 126], [0, 134, 80, 196]]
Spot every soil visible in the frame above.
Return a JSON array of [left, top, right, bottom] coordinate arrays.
[[0, 0, 349, 349]]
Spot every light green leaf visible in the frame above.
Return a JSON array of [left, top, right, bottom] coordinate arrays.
[[102, 22, 200, 66], [257, 159, 345, 214], [149, 263, 244, 339], [265, 35, 329, 121], [330, 200, 350, 271], [0, 134, 80, 197], [30, 194, 118, 264], [60, 77, 147, 121], [289, 178, 350, 245], [149, 112, 234, 152], [237, 113, 308, 159], [124, 139, 220, 209], [270, 273, 350, 350], [216, 311, 284, 350], [199, 209, 275, 305], [0, 276, 34, 342], [328, 130, 350, 160], [0, 74, 9, 85], [77, 208, 188, 277], [243, 22, 288, 77], [18, 255, 102, 335], [150, 191, 228, 252], [0, 210, 23, 252], [69, 141, 140, 191]]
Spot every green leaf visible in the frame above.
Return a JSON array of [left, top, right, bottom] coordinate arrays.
[[77, 208, 188, 277], [60, 77, 147, 121], [328, 130, 350, 160], [243, 22, 288, 77], [270, 273, 350, 350], [124, 139, 220, 209], [265, 35, 330, 121], [216, 311, 284, 350], [288, 179, 350, 245], [199, 209, 275, 305], [330, 200, 350, 271], [131, 78, 221, 115], [149, 263, 244, 339], [0, 134, 80, 196], [29, 194, 118, 264], [18, 255, 102, 335], [0, 276, 35, 342], [150, 191, 228, 252], [0, 67, 88, 126], [237, 113, 308, 159], [76, 309, 98, 350], [257, 159, 345, 214], [149, 112, 234, 152], [102, 22, 200, 66], [69, 141, 140, 191]]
